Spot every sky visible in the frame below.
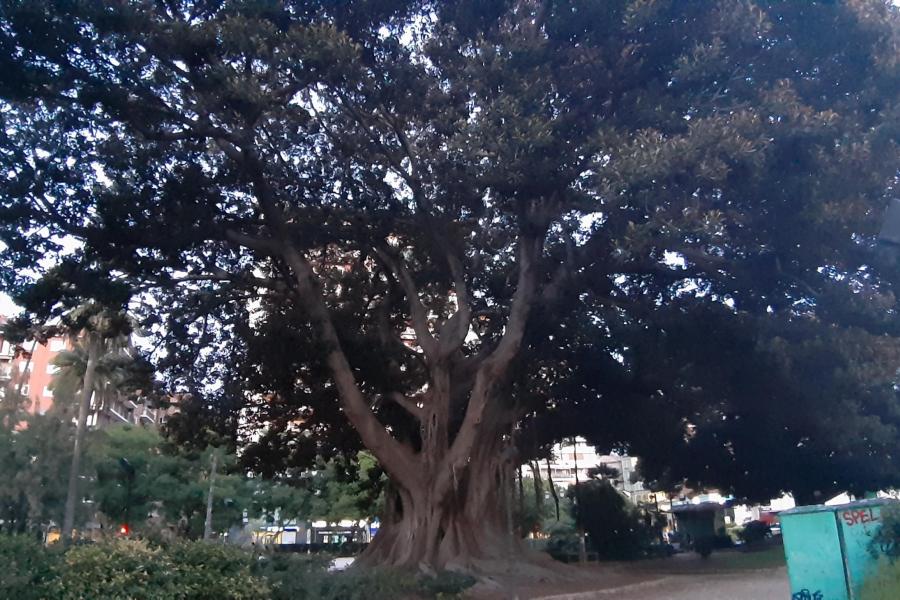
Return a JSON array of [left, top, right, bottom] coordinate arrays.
[[0, 292, 18, 317]]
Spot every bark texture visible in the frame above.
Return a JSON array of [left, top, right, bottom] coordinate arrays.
[[62, 337, 99, 540]]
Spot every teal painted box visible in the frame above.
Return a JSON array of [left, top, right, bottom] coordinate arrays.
[[781, 498, 898, 600]]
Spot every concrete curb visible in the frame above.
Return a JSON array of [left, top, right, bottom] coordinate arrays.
[[530, 576, 674, 600]]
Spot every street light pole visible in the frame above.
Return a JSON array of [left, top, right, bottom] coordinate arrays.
[[118, 457, 135, 534], [204, 451, 219, 541]]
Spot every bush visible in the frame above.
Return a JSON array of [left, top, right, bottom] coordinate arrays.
[[568, 480, 653, 560], [316, 569, 420, 600], [416, 571, 477, 597], [543, 520, 583, 562], [166, 541, 270, 599], [861, 560, 900, 600], [739, 520, 772, 545], [0, 534, 61, 600], [0, 536, 473, 600], [58, 539, 173, 600], [58, 539, 269, 600], [253, 551, 473, 600], [252, 552, 333, 600], [713, 532, 734, 549], [694, 536, 714, 558], [870, 503, 900, 560]]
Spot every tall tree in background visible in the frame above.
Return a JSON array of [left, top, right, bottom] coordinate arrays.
[[1, 0, 899, 571], [55, 305, 134, 539], [0, 413, 75, 534]]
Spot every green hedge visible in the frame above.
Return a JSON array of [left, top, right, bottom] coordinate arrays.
[[861, 560, 900, 600], [0, 534, 62, 600], [58, 539, 269, 600], [0, 536, 473, 600]]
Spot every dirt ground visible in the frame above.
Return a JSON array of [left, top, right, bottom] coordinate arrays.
[[470, 547, 791, 600], [587, 569, 790, 600]]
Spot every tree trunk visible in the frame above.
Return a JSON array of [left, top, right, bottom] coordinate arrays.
[[62, 338, 100, 540], [546, 458, 560, 521], [517, 465, 525, 536], [529, 461, 545, 531], [204, 451, 219, 541], [357, 440, 561, 577], [354, 395, 554, 575], [279, 229, 550, 575], [571, 438, 587, 563]]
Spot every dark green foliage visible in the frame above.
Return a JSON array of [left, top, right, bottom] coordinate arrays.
[[57, 539, 268, 600], [740, 520, 772, 546], [694, 536, 715, 559], [568, 480, 653, 560], [870, 503, 900, 561], [0, 414, 78, 534], [543, 523, 583, 563], [416, 571, 477, 597], [1, 0, 900, 566], [0, 536, 474, 600], [0, 534, 61, 600], [251, 552, 334, 600]]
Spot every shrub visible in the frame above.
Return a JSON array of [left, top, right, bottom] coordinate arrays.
[[58, 539, 269, 600], [166, 541, 270, 599], [58, 539, 175, 600], [861, 559, 900, 600], [870, 503, 900, 560], [0, 534, 61, 600], [317, 569, 420, 600], [0, 536, 472, 600], [568, 480, 653, 560], [543, 520, 583, 562], [713, 533, 734, 549], [739, 520, 772, 545], [252, 552, 333, 600], [694, 536, 714, 558], [416, 571, 477, 597]]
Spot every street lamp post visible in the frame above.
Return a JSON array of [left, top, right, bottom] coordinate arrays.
[[118, 457, 135, 534]]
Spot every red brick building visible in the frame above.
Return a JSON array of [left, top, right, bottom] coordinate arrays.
[[0, 317, 69, 415], [0, 316, 176, 427]]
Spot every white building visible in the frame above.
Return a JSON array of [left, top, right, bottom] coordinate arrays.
[[537, 438, 651, 503]]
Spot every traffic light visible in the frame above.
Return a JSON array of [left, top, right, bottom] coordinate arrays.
[[118, 523, 130, 536]]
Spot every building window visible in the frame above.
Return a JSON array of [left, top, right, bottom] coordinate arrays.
[[43, 386, 53, 398], [46, 363, 59, 375], [49, 338, 66, 352]]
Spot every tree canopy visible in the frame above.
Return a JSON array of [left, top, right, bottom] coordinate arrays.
[[2, 0, 900, 571]]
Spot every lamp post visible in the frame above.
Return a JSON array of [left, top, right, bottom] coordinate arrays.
[[118, 457, 135, 534]]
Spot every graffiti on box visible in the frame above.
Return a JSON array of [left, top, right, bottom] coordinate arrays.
[[791, 590, 823, 600]]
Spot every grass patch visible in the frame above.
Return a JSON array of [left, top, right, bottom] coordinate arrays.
[[711, 546, 787, 571], [633, 544, 786, 575], [861, 560, 900, 600]]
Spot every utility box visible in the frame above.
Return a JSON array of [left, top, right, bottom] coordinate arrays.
[[781, 498, 898, 600]]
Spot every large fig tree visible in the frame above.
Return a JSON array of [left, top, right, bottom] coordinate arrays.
[[2, 0, 899, 571]]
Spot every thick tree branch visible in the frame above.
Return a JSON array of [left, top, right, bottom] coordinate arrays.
[[386, 391, 423, 419], [231, 145, 422, 488], [436, 251, 472, 357], [435, 228, 545, 495], [372, 246, 439, 359]]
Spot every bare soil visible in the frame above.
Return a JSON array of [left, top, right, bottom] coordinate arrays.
[[466, 547, 790, 600]]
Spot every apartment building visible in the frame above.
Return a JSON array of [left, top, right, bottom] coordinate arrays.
[[0, 320, 69, 415], [538, 437, 651, 504], [1, 316, 175, 428]]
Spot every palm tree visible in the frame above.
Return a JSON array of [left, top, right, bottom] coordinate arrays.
[[56, 305, 135, 540], [51, 342, 136, 419]]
